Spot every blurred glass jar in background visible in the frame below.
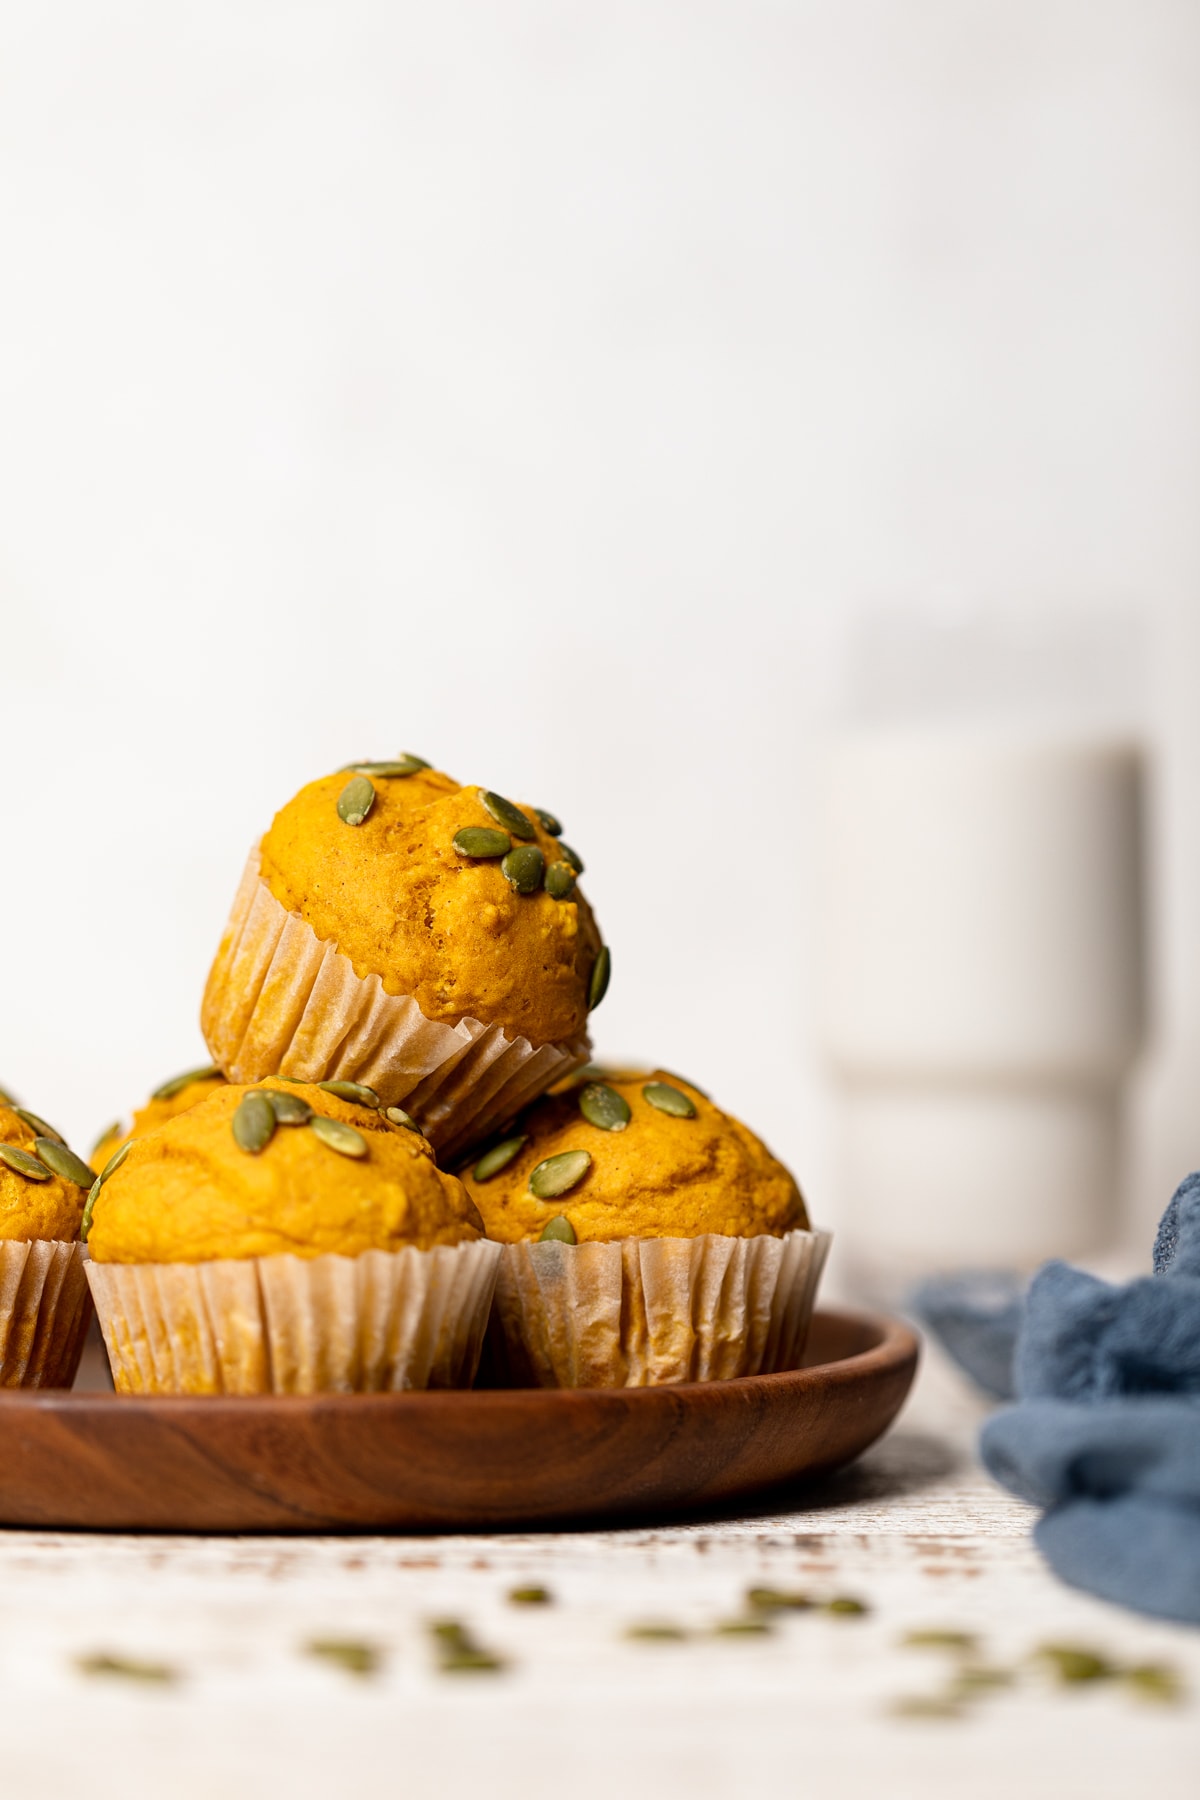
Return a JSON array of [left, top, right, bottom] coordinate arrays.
[[820, 730, 1145, 1293]]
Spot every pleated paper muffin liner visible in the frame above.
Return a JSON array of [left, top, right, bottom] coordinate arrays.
[[0, 1240, 93, 1389], [200, 848, 589, 1161], [86, 1239, 502, 1396], [484, 1227, 832, 1389]]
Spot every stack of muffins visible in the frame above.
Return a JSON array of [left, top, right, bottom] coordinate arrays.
[[1, 757, 828, 1395]]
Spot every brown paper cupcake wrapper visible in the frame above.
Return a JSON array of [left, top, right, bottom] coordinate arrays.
[[0, 1240, 93, 1388], [485, 1227, 832, 1388], [201, 848, 590, 1159], [86, 1239, 502, 1395]]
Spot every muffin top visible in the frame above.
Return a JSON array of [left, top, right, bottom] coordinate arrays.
[[0, 1101, 93, 1241], [90, 1064, 227, 1174], [86, 1079, 485, 1264], [255, 762, 605, 1048], [462, 1069, 809, 1244]]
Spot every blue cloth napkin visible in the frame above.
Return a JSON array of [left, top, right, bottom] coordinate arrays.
[[911, 1172, 1200, 1625]]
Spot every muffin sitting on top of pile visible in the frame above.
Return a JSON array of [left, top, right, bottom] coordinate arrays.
[[201, 758, 607, 1160]]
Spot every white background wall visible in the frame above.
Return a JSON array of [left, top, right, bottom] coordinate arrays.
[[1, 4, 1197, 1260]]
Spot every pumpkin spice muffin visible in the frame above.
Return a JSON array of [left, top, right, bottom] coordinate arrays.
[[463, 1070, 829, 1388], [0, 1091, 95, 1386], [84, 1078, 499, 1394], [89, 1063, 226, 1174], [201, 758, 607, 1159]]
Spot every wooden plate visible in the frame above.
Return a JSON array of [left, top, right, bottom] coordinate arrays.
[[0, 1306, 917, 1533]]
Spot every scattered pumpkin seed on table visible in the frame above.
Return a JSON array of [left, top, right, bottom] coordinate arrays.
[[0, 1144, 52, 1182], [747, 1587, 813, 1613], [714, 1619, 773, 1637], [336, 775, 376, 827], [533, 808, 562, 836], [34, 1138, 94, 1187], [232, 1091, 276, 1154], [501, 844, 545, 895], [579, 1082, 630, 1132], [588, 946, 611, 1011], [318, 1080, 379, 1109], [151, 1064, 220, 1102], [76, 1654, 177, 1685], [538, 1215, 577, 1244], [309, 1115, 368, 1159], [306, 1639, 381, 1677], [529, 1150, 591, 1200], [480, 791, 536, 839], [472, 1136, 527, 1181], [453, 826, 511, 860], [507, 1586, 552, 1606], [643, 1081, 696, 1119], [544, 861, 576, 900]]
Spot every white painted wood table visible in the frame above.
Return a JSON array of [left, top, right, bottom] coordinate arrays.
[[2, 1346, 1195, 1800]]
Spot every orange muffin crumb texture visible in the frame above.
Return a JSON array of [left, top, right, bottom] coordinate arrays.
[[87, 1081, 484, 1265], [462, 1071, 809, 1245], [257, 767, 602, 1047], [90, 1071, 228, 1175]]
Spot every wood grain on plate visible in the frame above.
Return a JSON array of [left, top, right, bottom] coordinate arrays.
[[0, 1307, 917, 1533]]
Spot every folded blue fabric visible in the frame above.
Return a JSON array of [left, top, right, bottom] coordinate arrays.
[[914, 1171, 1200, 1624]]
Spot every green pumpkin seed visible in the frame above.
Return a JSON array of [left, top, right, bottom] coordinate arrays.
[[471, 1136, 527, 1181], [343, 755, 428, 778], [453, 826, 511, 859], [384, 1106, 421, 1133], [746, 1588, 813, 1613], [34, 1138, 95, 1187], [0, 1084, 18, 1107], [579, 1082, 630, 1132], [99, 1140, 132, 1183], [625, 1624, 687, 1642], [538, 1215, 577, 1244], [337, 775, 376, 827], [232, 1091, 276, 1154], [309, 1114, 368, 1159], [902, 1629, 977, 1651], [533, 808, 562, 837], [15, 1107, 65, 1145], [529, 1149, 591, 1200], [642, 1081, 696, 1119], [0, 1143, 52, 1182], [91, 1122, 123, 1157], [150, 1063, 221, 1102], [543, 861, 576, 900], [501, 844, 545, 895], [306, 1639, 381, 1677], [80, 1176, 102, 1242], [318, 1080, 380, 1109], [1123, 1663, 1184, 1705], [507, 1585, 552, 1606], [267, 1090, 313, 1125], [558, 842, 584, 875], [1034, 1644, 1112, 1684], [587, 946, 611, 1011], [480, 791, 536, 840], [714, 1619, 773, 1637], [827, 1596, 869, 1617]]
